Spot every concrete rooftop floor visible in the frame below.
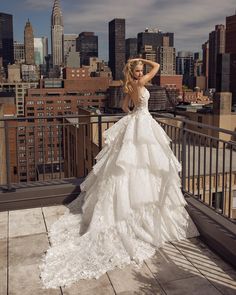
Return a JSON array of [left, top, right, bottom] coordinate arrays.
[[0, 205, 236, 295]]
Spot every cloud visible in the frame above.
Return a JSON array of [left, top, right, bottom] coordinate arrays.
[[23, 0, 53, 11], [11, 0, 236, 59]]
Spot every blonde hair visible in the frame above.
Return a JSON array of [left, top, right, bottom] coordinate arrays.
[[123, 59, 143, 94]]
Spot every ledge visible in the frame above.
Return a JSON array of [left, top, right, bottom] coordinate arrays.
[[185, 195, 236, 269]]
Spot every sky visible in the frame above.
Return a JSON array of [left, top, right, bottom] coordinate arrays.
[[1, 0, 235, 61]]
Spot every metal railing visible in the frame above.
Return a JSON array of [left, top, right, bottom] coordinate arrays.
[[0, 112, 236, 220]]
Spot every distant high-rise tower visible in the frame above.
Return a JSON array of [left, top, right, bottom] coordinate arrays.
[[109, 18, 125, 80], [51, 0, 64, 66], [76, 32, 98, 66], [202, 41, 209, 89], [225, 12, 236, 105], [125, 38, 137, 61], [0, 13, 14, 69], [176, 51, 194, 86], [34, 37, 48, 65], [24, 19, 35, 65], [208, 24, 225, 89]]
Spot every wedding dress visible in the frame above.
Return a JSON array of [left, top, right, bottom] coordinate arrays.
[[40, 87, 199, 288]]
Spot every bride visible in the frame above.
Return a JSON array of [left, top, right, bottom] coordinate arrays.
[[40, 58, 199, 289]]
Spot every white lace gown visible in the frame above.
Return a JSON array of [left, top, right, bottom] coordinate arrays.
[[40, 87, 199, 288]]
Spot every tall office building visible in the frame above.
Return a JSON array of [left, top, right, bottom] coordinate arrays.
[[157, 35, 176, 76], [0, 13, 14, 69], [24, 19, 35, 65], [34, 37, 48, 65], [226, 13, 236, 54], [14, 41, 25, 64], [109, 18, 125, 80], [137, 29, 162, 54], [208, 24, 225, 89], [176, 51, 194, 86], [125, 38, 137, 61], [64, 34, 78, 56], [225, 12, 236, 105], [202, 41, 209, 89], [76, 32, 98, 66], [51, 0, 64, 66]]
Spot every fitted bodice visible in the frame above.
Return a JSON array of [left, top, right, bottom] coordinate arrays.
[[132, 87, 150, 113]]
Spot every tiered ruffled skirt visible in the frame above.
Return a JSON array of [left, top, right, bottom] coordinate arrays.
[[40, 109, 199, 288]]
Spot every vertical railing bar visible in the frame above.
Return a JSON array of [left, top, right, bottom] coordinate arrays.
[[187, 131, 191, 192], [16, 124, 20, 183], [42, 124, 46, 181], [181, 121, 186, 192], [4, 121, 12, 191], [222, 142, 226, 215], [192, 133, 196, 197], [98, 114, 102, 151], [25, 125, 29, 182], [34, 124, 37, 181], [228, 145, 232, 218], [50, 123, 53, 179], [197, 134, 201, 200], [75, 119, 78, 177], [209, 138, 212, 207], [215, 140, 219, 210], [203, 136, 207, 203], [178, 128, 181, 162], [58, 123, 62, 179]]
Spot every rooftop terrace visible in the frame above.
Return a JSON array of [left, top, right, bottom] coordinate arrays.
[[1, 204, 236, 295]]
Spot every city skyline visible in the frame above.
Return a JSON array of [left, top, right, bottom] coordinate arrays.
[[1, 0, 235, 61]]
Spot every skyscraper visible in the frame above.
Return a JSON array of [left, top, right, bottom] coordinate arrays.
[[0, 13, 14, 69], [208, 24, 225, 89], [202, 41, 209, 89], [109, 18, 125, 80], [176, 51, 194, 86], [24, 19, 35, 65], [34, 37, 48, 65], [51, 0, 64, 66], [225, 12, 236, 105], [76, 32, 98, 66], [125, 38, 137, 61]]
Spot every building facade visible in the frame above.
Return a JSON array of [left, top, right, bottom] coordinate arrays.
[[176, 51, 194, 87], [208, 24, 225, 89], [0, 13, 14, 70], [14, 41, 25, 64], [24, 20, 35, 65], [34, 37, 48, 65], [225, 13, 236, 106], [109, 18, 126, 80], [76, 32, 98, 66], [125, 38, 137, 61]]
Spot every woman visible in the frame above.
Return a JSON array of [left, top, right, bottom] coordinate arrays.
[[40, 58, 199, 289]]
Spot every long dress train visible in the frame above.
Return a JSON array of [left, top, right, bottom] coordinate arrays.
[[40, 87, 199, 288]]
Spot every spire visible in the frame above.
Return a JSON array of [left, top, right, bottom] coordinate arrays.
[[51, 0, 63, 26]]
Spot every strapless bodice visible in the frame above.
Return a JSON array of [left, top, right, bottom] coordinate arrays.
[[132, 87, 150, 114]]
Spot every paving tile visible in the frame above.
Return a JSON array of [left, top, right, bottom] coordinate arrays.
[[173, 238, 233, 272], [145, 243, 202, 284], [0, 211, 8, 240], [203, 268, 236, 295], [42, 205, 67, 231], [108, 262, 165, 295], [9, 233, 49, 267], [9, 264, 60, 295], [0, 239, 7, 295], [62, 274, 115, 295], [161, 275, 222, 295], [9, 208, 46, 238]]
